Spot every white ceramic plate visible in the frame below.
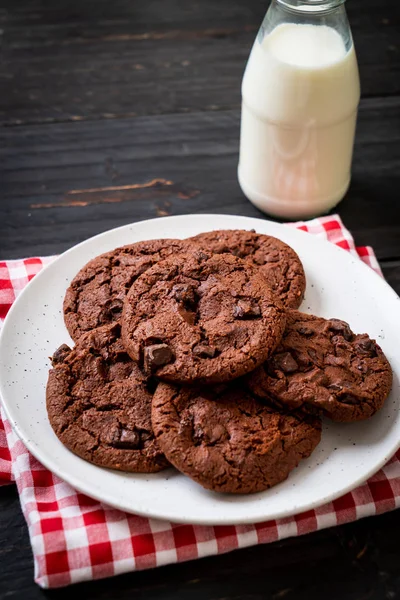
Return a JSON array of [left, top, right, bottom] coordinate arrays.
[[1, 214, 400, 525]]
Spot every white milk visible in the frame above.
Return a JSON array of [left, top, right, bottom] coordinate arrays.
[[238, 23, 360, 218]]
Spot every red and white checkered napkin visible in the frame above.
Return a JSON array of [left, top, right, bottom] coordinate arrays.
[[1, 215, 399, 589]]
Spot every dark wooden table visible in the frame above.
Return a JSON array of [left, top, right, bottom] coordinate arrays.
[[1, 1, 400, 598]]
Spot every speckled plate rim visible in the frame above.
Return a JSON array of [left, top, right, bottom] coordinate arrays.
[[1, 213, 400, 525]]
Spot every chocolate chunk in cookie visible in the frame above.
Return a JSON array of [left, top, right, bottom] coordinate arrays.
[[122, 251, 286, 384], [188, 229, 306, 309], [232, 299, 261, 319], [63, 238, 196, 342], [46, 323, 169, 472], [144, 343, 174, 373], [247, 311, 393, 422], [151, 381, 321, 494]]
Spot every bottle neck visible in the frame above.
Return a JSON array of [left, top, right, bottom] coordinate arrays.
[[275, 0, 346, 14], [261, 0, 352, 51]]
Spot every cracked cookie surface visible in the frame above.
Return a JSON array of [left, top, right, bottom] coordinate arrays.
[[64, 238, 196, 342], [46, 323, 169, 472], [247, 311, 393, 422], [188, 229, 306, 309], [151, 381, 321, 494], [121, 251, 286, 384]]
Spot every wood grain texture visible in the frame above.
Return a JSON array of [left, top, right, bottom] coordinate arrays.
[[1, 97, 400, 271], [0, 0, 399, 125]]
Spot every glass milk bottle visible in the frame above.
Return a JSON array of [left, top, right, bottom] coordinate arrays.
[[238, 0, 360, 219]]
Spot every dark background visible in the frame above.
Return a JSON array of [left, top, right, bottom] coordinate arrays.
[[1, 0, 400, 598]]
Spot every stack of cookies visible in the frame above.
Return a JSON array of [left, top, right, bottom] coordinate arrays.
[[46, 230, 393, 494]]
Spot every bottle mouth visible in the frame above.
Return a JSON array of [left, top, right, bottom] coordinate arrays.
[[276, 0, 346, 13]]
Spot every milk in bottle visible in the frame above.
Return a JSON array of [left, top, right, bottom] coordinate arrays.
[[238, 0, 360, 219]]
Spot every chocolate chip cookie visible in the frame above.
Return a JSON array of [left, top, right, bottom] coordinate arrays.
[[188, 229, 306, 309], [248, 311, 393, 422], [46, 323, 169, 472], [121, 251, 286, 384], [64, 238, 195, 342], [151, 381, 321, 494]]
